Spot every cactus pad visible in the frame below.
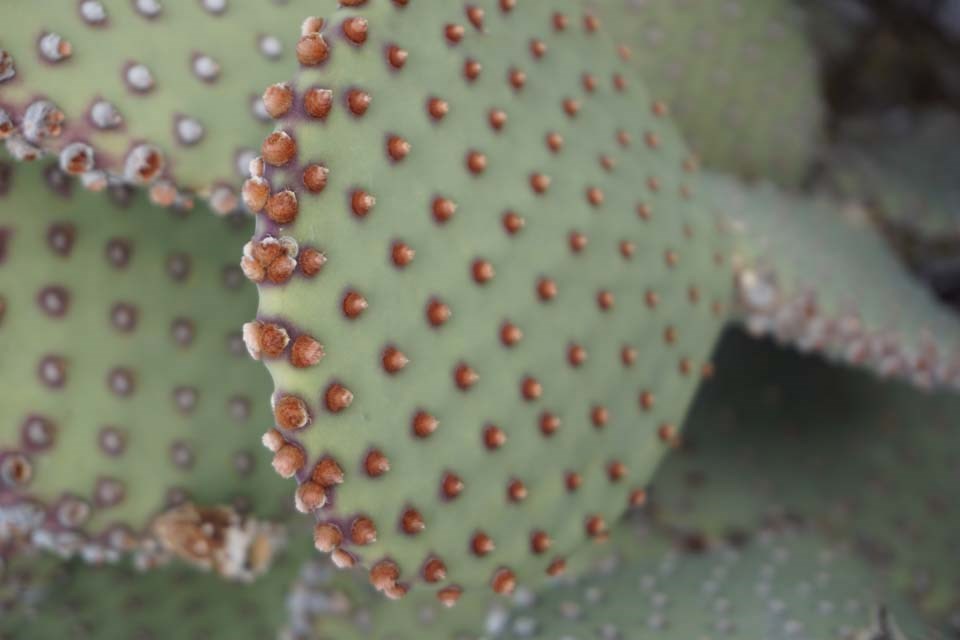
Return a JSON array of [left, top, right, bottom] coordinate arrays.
[[652, 328, 960, 625], [0, 0, 323, 213], [828, 109, 960, 243], [245, 0, 733, 602], [0, 533, 317, 640], [493, 517, 928, 640], [710, 172, 960, 390], [0, 161, 288, 570], [589, 0, 825, 187]]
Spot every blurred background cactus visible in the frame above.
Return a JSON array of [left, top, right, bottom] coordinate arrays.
[[0, 0, 958, 638]]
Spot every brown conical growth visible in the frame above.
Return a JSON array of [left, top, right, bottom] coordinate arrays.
[[489, 108, 507, 130], [502, 211, 524, 234], [530, 531, 551, 554], [423, 557, 447, 583], [500, 321, 522, 347], [507, 479, 527, 502], [312, 457, 345, 487], [401, 508, 425, 534], [463, 59, 482, 82], [444, 23, 465, 44], [387, 135, 411, 161], [351, 189, 376, 217], [303, 164, 329, 193], [565, 472, 582, 492], [585, 515, 607, 538], [567, 344, 587, 367], [347, 89, 372, 116], [432, 197, 457, 223], [331, 549, 356, 569], [387, 45, 408, 69], [350, 516, 377, 545], [466, 5, 484, 29], [290, 335, 324, 368], [471, 531, 494, 556], [382, 346, 409, 374], [272, 444, 306, 478], [491, 568, 516, 595], [483, 424, 506, 450], [342, 290, 368, 318], [539, 412, 560, 437], [262, 131, 297, 167], [263, 82, 294, 118], [313, 522, 343, 552], [304, 87, 334, 119], [364, 449, 390, 477], [547, 558, 566, 576], [639, 390, 654, 411], [607, 460, 627, 482], [299, 247, 326, 277], [520, 377, 542, 401], [295, 481, 326, 512], [412, 411, 439, 438], [342, 16, 368, 44], [628, 488, 648, 507], [465, 150, 487, 174], [471, 259, 494, 284], [441, 472, 464, 499], [325, 383, 354, 412], [454, 363, 479, 390], [297, 33, 329, 66], [537, 278, 557, 301], [265, 190, 298, 225], [391, 241, 415, 267], [274, 395, 310, 430], [426, 298, 451, 327], [437, 586, 462, 607], [591, 405, 609, 428], [427, 97, 449, 120], [369, 560, 400, 591], [569, 231, 587, 253], [530, 172, 550, 194]]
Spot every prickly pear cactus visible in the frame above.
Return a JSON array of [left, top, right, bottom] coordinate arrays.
[[651, 328, 960, 628], [588, 0, 825, 187], [0, 0, 325, 213], [494, 517, 927, 640], [244, 0, 734, 602], [710, 172, 960, 389], [0, 161, 288, 569], [0, 532, 318, 640], [828, 109, 960, 243]]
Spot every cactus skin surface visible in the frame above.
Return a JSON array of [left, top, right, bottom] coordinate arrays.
[[0, 533, 316, 640], [0, 0, 326, 213], [589, 0, 825, 187], [241, 0, 734, 602], [0, 161, 288, 568], [828, 109, 960, 244], [709, 172, 960, 390], [651, 328, 960, 629]]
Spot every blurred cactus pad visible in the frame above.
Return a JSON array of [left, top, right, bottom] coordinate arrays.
[[1, 0, 960, 638]]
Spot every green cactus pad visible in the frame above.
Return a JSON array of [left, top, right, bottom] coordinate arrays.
[[0, 0, 324, 213], [0, 530, 317, 640], [0, 161, 288, 569], [709, 172, 960, 390], [0, 526, 494, 640], [652, 328, 960, 625], [828, 109, 960, 243], [588, 0, 825, 187], [494, 517, 929, 640], [245, 0, 733, 602]]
